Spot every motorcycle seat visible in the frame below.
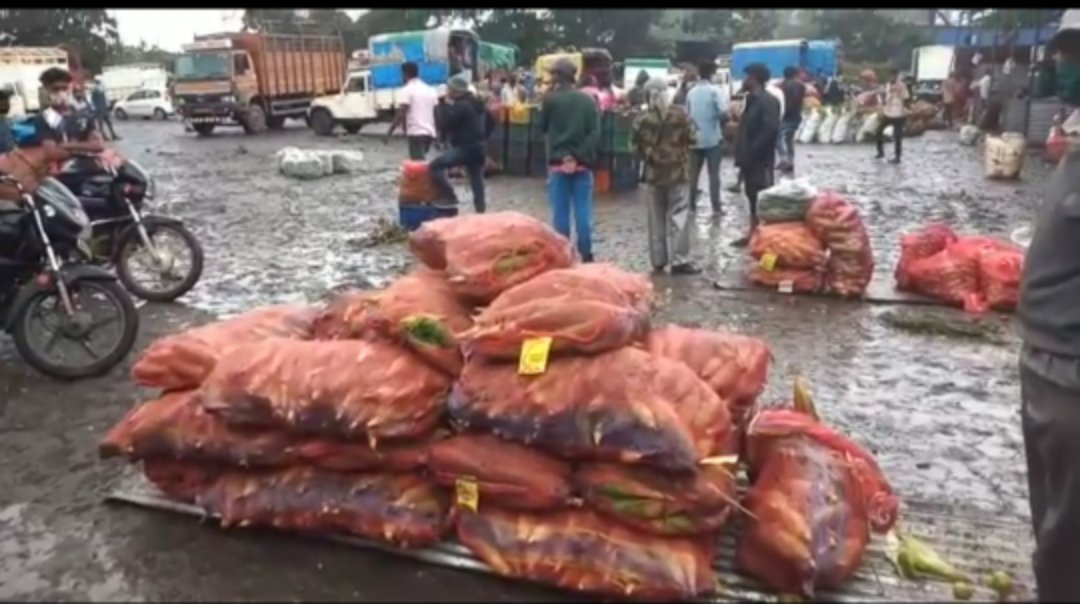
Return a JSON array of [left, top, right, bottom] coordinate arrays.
[[87, 175, 114, 187]]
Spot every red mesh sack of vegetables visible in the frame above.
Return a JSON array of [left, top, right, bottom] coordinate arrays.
[[748, 266, 824, 294], [312, 267, 473, 376], [894, 223, 958, 291], [409, 211, 576, 303], [575, 463, 737, 536], [199, 338, 451, 444], [101, 391, 438, 473], [428, 434, 576, 511], [455, 507, 716, 601], [132, 305, 319, 390], [398, 160, 443, 205], [450, 348, 729, 473], [737, 407, 899, 598], [461, 268, 650, 360], [749, 223, 827, 269], [197, 468, 449, 548], [826, 246, 875, 298], [978, 248, 1023, 311], [805, 191, 870, 254], [142, 459, 220, 502], [644, 325, 771, 423], [906, 248, 983, 310], [571, 262, 655, 313]]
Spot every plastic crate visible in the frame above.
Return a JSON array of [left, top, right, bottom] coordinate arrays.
[[611, 153, 641, 193], [599, 112, 616, 154], [504, 146, 530, 177], [594, 169, 611, 195], [527, 141, 548, 177], [594, 152, 614, 174], [398, 203, 459, 232], [508, 123, 531, 144], [612, 113, 635, 154]]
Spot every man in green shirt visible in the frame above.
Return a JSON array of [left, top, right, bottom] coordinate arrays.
[[540, 58, 600, 262]]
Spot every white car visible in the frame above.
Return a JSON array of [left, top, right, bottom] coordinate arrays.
[[113, 88, 174, 121]]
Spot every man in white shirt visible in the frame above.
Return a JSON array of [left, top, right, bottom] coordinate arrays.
[[387, 61, 439, 160], [875, 68, 911, 163], [970, 71, 992, 125]]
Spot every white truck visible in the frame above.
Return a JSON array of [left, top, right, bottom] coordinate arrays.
[[911, 45, 956, 103], [100, 63, 170, 106], [307, 68, 404, 136], [0, 46, 70, 114]]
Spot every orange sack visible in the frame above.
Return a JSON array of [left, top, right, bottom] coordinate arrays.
[[461, 267, 650, 360], [894, 223, 958, 291], [455, 507, 716, 601], [750, 223, 827, 269], [132, 305, 319, 390], [749, 266, 824, 294], [978, 248, 1023, 311], [142, 458, 221, 503], [197, 467, 450, 548], [737, 409, 899, 598], [100, 391, 435, 473], [644, 325, 771, 423], [450, 348, 729, 473], [398, 160, 443, 205], [806, 192, 875, 297], [199, 338, 451, 443], [574, 463, 737, 536], [427, 434, 576, 511], [409, 211, 576, 303], [312, 267, 474, 376], [570, 262, 655, 313]]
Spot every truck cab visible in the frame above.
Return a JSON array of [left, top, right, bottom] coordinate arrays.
[[174, 39, 259, 135], [308, 69, 395, 136]]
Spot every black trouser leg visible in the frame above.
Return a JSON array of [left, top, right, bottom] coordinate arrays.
[[688, 149, 705, 211], [1020, 362, 1080, 601], [892, 117, 906, 159], [875, 116, 888, 158]]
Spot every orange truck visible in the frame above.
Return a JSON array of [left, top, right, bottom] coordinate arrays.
[[173, 31, 345, 136]]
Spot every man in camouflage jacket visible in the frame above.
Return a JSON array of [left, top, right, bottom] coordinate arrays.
[[632, 77, 701, 275]]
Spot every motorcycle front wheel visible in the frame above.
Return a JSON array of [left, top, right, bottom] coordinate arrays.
[[13, 278, 139, 379], [115, 222, 204, 302]]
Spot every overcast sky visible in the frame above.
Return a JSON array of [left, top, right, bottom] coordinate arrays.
[[109, 10, 367, 52]]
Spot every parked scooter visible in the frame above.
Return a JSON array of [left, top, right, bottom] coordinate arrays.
[[55, 150, 203, 302], [0, 173, 139, 379]]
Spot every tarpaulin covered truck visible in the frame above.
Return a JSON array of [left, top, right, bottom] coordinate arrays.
[[174, 32, 345, 137], [307, 28, 481, 136], [731, 38, 839, 92]]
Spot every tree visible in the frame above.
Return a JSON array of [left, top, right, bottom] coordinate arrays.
[[109, 41, 177, 70], [728, 9, 779, 43], [0, 9, 119, 73], [349, 9, 450, 49], [815, 9, 928, 65]]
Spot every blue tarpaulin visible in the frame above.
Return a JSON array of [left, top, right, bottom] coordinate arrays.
[[930, 25, 1058, 47]]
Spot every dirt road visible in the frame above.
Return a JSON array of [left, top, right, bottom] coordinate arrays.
[[0, 119, 1049, 600]]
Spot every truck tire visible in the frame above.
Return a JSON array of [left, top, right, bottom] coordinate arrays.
[[266, 115, 286, 130], [193, 123, 216, 137], [242, 104, 267, 135], [310, 108, 335, 136]]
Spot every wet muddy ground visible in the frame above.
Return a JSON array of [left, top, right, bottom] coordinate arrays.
[[0, 119, 1053, 600]]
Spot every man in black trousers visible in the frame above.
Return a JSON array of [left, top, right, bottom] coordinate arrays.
[[730, 63, 779, 248]]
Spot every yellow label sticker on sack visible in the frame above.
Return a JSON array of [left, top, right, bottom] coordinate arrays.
[[759, 252, 778, 272], [518, 336, 553, 375], [455, 476, 479, 512]]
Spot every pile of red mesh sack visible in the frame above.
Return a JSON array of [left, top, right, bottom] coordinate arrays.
[[895, 224, 1024, 312]]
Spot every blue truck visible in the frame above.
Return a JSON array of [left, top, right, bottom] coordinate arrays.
[[730, 38, 839, 91]]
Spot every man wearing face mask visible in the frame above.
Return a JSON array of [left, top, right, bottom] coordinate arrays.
[[23, 67, 105, 158]]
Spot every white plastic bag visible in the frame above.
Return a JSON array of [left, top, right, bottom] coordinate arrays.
[[758, 177, 819, 224], [830, 111, 854, 144], [959, 125, 981, 146], [815, 109, 838, 143], [331, 150, 366, 174], [799, 109, 823, 144], [847, 114, 865, 142], [278, 149, 325, 180], [794, 111, 811, 142], [857, 113, 881, 143], [984, 132, 1026, 180]]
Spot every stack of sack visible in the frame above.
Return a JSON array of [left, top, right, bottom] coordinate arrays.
[[101, 210, 784, 601], [276, 147, 365, 180], [748, 181, 875, 298], [894, 223, 1024, 313]]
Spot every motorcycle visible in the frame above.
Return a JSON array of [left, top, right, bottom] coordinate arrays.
[[0, 173, 139, 379], [56, 150, 204, 302]]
